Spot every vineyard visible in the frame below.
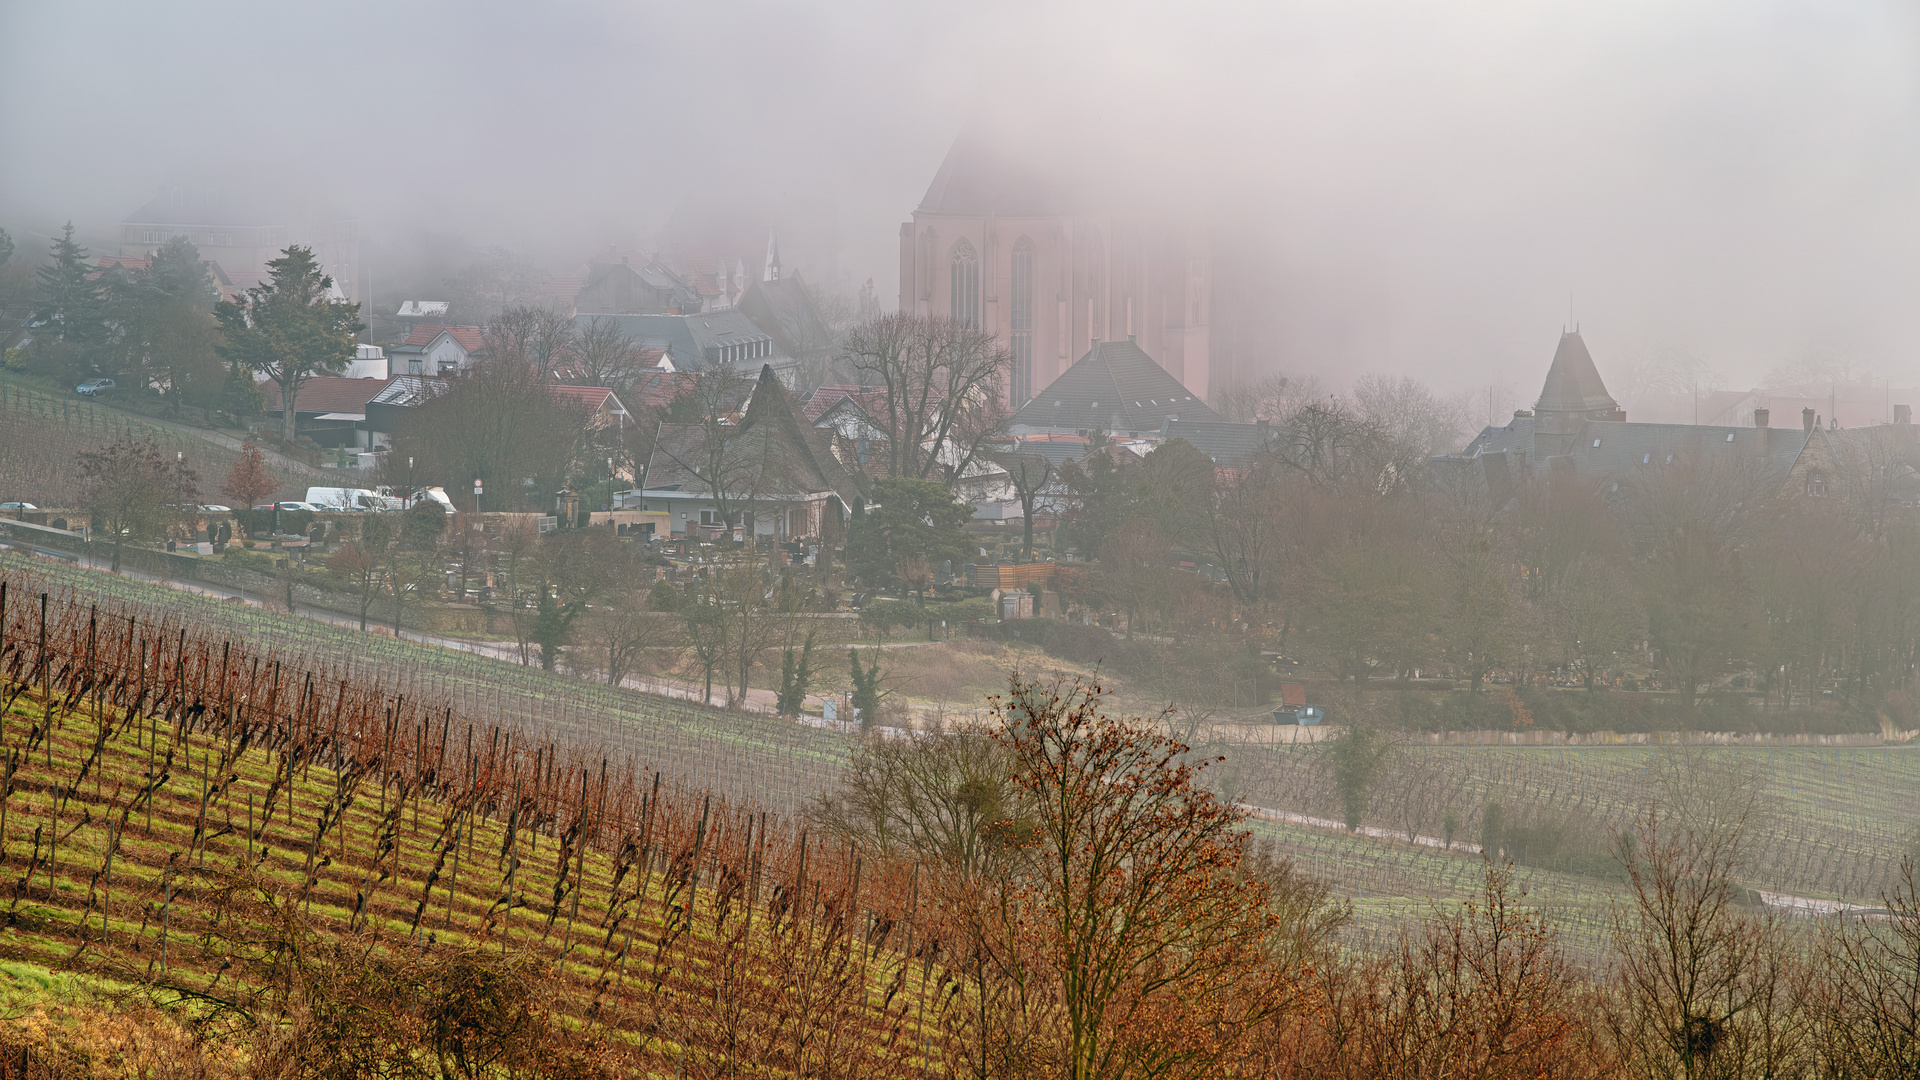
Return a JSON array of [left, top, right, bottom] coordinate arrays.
[[1217, 735, 1920, 959], [0, 382, 326, 507], [0, 563, 957, 1076], [0, 550, 854, 817]]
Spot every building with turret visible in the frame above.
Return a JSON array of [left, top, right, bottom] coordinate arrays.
[[1448, 329, 1920, 510]]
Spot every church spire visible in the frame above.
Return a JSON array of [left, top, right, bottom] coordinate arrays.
[[764, 230, 781, 283]]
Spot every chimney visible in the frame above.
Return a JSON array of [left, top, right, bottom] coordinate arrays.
[[1753, 408, 1769, 428], [1803, 407, 1816, 433], [1897, 404, 1912, 426]]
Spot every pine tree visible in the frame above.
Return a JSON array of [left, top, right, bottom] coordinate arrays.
[[849, 648, 883, 732], [27, 223, 105, 377], [216, 246, 361, 442]]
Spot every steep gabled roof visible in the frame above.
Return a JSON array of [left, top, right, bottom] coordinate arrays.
[[1535, 331, 1619, 415], [916, 128, 1067, 217], [644, 365, 866, 506], [1011, 339, 1219, 435]]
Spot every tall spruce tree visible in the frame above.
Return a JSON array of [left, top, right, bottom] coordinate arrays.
[[216, 245, 361, 442], [27, 223, 105, 378], [105, 236, 223, 407]]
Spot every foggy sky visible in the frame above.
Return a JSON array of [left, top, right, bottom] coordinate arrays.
[[4, 0, 1918, 395]]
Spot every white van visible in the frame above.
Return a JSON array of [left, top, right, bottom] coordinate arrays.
[[305, 487, 404, 512]]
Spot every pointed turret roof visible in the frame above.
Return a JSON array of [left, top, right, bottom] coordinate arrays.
[[1535, 330, 1619, 415]]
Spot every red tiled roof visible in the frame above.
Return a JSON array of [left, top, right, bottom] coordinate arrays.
[[630, 370, 697, 410], [268, 376, 399, 416], [401, 323, 485, 352], [547, 384, 630, 417], [804, 385, 889, 424]]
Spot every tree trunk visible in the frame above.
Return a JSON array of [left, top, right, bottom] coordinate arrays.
[[280, 377, 299, 443]]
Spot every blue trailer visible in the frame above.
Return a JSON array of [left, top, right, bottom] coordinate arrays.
[[1272, 705, 1325, 726]]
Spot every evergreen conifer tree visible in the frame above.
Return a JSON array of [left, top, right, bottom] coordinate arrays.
[[216, 245, 361, 442]]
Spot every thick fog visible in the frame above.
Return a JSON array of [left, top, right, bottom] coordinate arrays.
[[4, 0, 1918, 396]]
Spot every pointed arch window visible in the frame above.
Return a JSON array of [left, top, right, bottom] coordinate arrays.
[[949, 239, 980, 329], [1009, 237, 1034, 406]]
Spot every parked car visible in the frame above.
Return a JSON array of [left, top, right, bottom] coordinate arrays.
[[0, 501, 37, 511], [251, 501, 322, 513], [197, 504, 232, 513], [75, 378, 116, 397]]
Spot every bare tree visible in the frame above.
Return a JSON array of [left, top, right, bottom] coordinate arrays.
[[1213, 372, 1318, 423], [75, 435, 200, 572], [1609, 802, 1811, 1080], [998, 451, 1055, 559], [842, 312, 1012, 484], [1813, 858, 1920, 1079], [569, 315, 644, 389], [482, 304, 577, 376]]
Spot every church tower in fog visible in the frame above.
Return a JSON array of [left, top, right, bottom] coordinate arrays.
[[898, 130, 1217, 406]]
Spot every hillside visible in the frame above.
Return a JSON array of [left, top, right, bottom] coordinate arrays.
[[0, 565, 939, 1076]]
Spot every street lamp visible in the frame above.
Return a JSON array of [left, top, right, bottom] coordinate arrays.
[[407, 456, 415, 510]]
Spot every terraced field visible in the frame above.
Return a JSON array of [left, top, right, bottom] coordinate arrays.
[[0, 566, 944, 1075], [0, 551, 854, 818], [1224, 738, 1920, 960]]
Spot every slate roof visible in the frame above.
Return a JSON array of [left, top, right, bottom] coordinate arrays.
[[1161, 419, 1273, 466], [917, 128, 1068, 217], [1010, 339, 1219, 435], [1565, 421, 1808, 482], [1536, 331, 1620, 415], [737, 272, 830, 360], [570, 310, 789, 373], [643, 365, 866, 506], [266, 376, 399, 416], [367, 376, 448, 410], [1454, 413, 1815, 490]]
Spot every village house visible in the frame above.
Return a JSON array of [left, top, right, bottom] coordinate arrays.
[[388, 323, 485, 376], [627, 365, 866, 543], [575, 251, 703, 315]]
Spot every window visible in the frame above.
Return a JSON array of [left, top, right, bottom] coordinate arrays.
[[1010, 238, 1034, 406], [949, 239, 980, 328], [700, 509, 718, 526], [1807, 470, 1828, 498], [1726, 432, 1736, 442], [1592, 438, 1602, 448]]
